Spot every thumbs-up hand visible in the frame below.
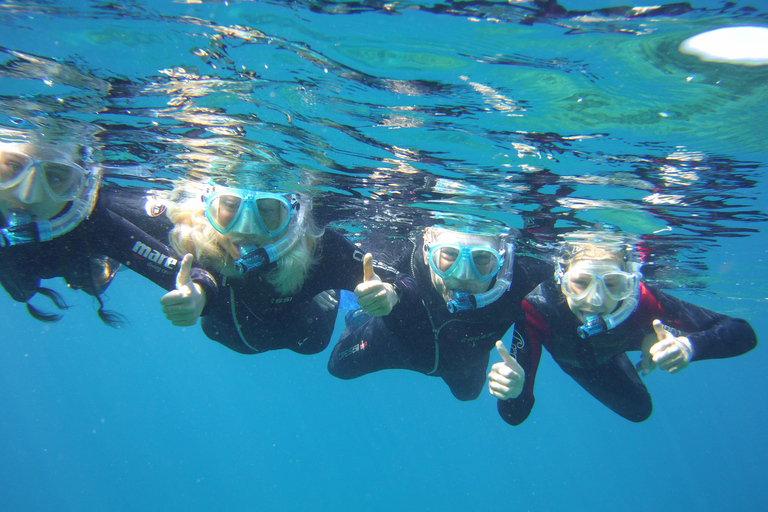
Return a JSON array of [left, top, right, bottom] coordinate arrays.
[[488, 340, 526, 400], [649, 319, 693, 374], [638, 319, 694, 375], [354, 253, 398, 317], [159, 253, 207, 327]]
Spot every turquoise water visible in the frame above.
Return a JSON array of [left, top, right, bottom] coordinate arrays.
[[1, 1, 767, 510]]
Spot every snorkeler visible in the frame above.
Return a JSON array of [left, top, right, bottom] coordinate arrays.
[[0, 140, 214, 327], [328, 224, 552, 401], [488, 237, 758, 425], [156, 179, 396, 355]]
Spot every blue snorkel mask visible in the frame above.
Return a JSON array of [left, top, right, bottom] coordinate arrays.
[[203, 186, 307, 274], [444, 241, 514, 313], [423, 227, 516, 314]]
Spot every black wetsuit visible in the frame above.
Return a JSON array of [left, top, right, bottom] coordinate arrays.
[[497, 278, 758, 425], [199, 229, 391, 355], [328, 238, 552, 401], [0, 187, 214, 320]]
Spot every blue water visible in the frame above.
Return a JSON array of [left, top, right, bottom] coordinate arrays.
[[1, 1, 767, 510]]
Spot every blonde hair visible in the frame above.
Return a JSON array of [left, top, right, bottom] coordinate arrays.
[[161, 181, 321, 296], [567, 245, 627, 270]]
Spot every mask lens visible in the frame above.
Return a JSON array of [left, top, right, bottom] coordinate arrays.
[[562, 272, 597, 299], [601, 272, 634, 300], [429, 244, 461, 278], [40, 162, 84, 199], [206, 193, 244, 234], [0, 152, 33, 186], [470, 248, 502, 281], [254, 197, 291, 237]]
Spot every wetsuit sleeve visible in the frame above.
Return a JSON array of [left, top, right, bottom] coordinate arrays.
[[82, 203, 215, 295], [313, 230, 367, 292], [90, 192, 219, 306], [83, 205, 180, 290], [328, 317, 389, 379], [645, 285, 757, 362], [380, 272, 421, 333], [496, 298, 545, 426], [98, 187, 175, 241]]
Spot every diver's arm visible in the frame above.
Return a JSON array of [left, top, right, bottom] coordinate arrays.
[[83, 204, 218, 307], [380, 273, 421, 332], [646, 285, 757, 362], [495, 299, 545, 426]]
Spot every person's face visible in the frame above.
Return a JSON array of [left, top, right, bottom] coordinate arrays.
[[208, 194, 293, 263], [564, 259, 624, 321], [424, 229, 497, 302], [0, 149, 71, 222]]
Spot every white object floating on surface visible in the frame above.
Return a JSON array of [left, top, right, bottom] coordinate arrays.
[[679, 26, 768, 65]]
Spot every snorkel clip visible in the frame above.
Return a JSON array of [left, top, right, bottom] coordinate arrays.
[[577, 314, 608, 339], [234, 244, 278, 274], [446, 291, 477, 313]]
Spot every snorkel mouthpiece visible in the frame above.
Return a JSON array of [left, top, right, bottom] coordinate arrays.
[[230, 195, 309, 275], [446, 291, 477, 313], [233, 244, 278, 274], [6, 210, 32, 227], [0, 210, 39, 247], [577, 313, 608, 339]]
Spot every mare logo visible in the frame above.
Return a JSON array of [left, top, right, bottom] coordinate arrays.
[[132, 241, 178, 269]]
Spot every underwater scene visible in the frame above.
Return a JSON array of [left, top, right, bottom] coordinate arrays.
[[0, 0, 766, 510]]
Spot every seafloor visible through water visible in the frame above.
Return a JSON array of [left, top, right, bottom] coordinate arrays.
[[1, 1, 766, 510]]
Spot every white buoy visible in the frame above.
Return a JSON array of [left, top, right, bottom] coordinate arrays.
[[679, 26, 768, 65]]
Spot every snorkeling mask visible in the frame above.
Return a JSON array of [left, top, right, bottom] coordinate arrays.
[[560, 266, 638, 303], [203, 186, 307, 275], [427, 244, 504, 283], [555, 244, 642, 338], [0, 150, 87, 202], [423, 228, 516, 313], [204, 189, 298, 238], [0, 148, 100, 247]]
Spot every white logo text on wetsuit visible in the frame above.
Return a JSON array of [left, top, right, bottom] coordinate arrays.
[[132, 241, 178, 269]]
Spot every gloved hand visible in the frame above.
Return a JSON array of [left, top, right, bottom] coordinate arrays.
[[354, 253, 398, 317], [314, 290, 339, 313], [637, 319, 694, 376], [160, 253, 207, 327], [488, 340, 526, 400]]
